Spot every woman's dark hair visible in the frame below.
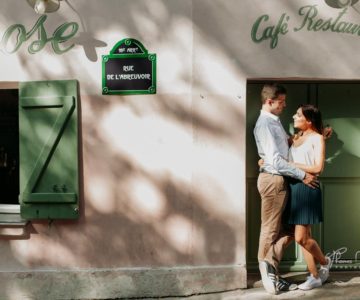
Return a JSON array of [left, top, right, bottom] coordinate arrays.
[[299, 104, 324, 134]]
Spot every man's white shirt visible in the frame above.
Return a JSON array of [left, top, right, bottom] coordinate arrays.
[[254, 110, 305, 180]]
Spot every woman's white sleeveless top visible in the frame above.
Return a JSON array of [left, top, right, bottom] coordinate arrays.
[[289, 134, 320, 173]]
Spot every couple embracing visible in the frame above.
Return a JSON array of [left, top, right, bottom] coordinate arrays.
[[254, 83, 332, 294]]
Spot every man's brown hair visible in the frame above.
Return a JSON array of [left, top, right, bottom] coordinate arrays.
[[261, 83, 287, 104]]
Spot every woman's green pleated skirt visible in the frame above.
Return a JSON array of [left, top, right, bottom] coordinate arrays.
[[283, 179, 323, 225]]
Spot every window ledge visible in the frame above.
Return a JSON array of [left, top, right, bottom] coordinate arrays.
[[0, 205, 27, 226], [0, 204, 20, 214]]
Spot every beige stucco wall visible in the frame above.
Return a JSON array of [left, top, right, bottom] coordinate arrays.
[[0, 0, 360, 298]]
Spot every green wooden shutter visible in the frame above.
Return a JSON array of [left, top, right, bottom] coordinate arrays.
[[19, 80, 79, 220]]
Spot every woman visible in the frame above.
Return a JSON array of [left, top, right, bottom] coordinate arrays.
[[285, 104, 332, 290]]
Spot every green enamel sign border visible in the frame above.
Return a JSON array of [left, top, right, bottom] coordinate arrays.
[[102, 38, 156, 95], [110, 38, 148, 55]]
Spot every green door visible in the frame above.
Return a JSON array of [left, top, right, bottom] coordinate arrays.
[[246, 82, 360, 271], [318, 83, 360, 270], [19, 80, 79, 220]]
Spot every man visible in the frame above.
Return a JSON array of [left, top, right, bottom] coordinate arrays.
[[253, 83, 318, 294]]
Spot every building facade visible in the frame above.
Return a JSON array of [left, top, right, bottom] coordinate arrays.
[[0, 0, 359, 298]]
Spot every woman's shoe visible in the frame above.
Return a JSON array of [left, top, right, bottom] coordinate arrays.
[[298, 274, 322, 290], [319, 256, 332, 283], [321, 256, 333, 269]]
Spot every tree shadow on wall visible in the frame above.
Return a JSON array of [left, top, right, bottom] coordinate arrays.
[[0, 1, 251, 298], [10, 91, 241, 298]]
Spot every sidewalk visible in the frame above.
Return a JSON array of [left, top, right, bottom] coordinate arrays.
[[159, 272, 360, 300]]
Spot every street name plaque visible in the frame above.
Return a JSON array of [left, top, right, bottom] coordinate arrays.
[[102, 38, 156, 95]]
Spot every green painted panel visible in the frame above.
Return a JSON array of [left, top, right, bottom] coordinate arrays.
[[317, 83, 360, 270], [322, 180, 360, 269], [318, 84, 360, 178], [246, 180, 261, 264], [19, 80, 79, 220], [245, 84, 263, 179]]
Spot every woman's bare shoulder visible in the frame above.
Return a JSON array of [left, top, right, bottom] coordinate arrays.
[[313, 132, 324, 139], [311, 132, 325, 145]]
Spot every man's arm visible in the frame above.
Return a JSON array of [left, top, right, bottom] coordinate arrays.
[[257, 124, 319, 188], [258, 156, 319, 188], [255, 124, 305, 180]]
